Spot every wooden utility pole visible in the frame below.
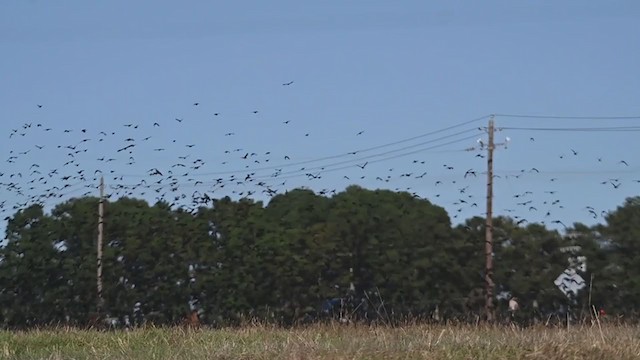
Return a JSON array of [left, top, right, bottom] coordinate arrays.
[[97, 176, 105, 317], [485, 116, 495, 322]]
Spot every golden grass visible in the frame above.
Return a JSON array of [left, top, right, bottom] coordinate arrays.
[[1, 322, 639, 359]]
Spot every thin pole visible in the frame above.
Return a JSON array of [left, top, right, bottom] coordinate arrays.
[[588, 273, 594, 316], [97, 176, 105, 316], [485, 116, 495, 322]]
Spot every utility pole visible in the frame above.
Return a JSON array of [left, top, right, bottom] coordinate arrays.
[[484, 116, 495, 322], [97, 176, 105, 317]]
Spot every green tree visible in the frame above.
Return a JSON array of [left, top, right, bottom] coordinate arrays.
[[0, 204, 67, 327], [598, 196, 640, 315]]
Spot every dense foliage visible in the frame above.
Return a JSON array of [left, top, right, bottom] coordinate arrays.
[[0, 185, 637, 328]]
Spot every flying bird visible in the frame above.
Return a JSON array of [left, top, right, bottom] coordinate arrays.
[[149, 168, 163, 176], [551, 220, 567, 229]]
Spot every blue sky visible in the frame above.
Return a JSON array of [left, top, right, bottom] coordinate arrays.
[[1, 1, 640, 236]]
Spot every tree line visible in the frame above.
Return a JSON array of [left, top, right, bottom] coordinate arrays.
[[1, 185, 638, 328]]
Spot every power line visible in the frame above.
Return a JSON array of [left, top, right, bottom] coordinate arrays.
[[113, 132, 482, 189], [494, 113, 640, 120], [242, 129, 482, 179], [500, 126, 640, 132], [5, 181, 89, 200], [496, 167, 640, 176], [113, 127, 481, 179], [111, 115, 491, 178], [114, 133, 481, 190], [249, 132, 483, 181]]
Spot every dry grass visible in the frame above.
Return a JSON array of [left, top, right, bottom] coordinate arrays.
[[1, 322, 639, 359]]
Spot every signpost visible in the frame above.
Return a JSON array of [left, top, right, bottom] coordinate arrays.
[[556, 245, 588, 298], [554, 244, 589, 327], [554, 268, 586, 298]]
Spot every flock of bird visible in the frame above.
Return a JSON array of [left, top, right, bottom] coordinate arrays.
[[2, 86, 639, 235]]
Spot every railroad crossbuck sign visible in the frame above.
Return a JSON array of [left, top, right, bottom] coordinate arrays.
[[554, 268, 586, 298]]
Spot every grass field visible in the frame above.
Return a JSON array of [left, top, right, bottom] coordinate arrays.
[[1, 322, 639, 359]]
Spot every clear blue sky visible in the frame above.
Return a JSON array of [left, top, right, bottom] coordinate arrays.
[[1, 1, 640, 237]]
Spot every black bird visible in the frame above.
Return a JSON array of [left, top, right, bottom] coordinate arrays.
[[552, 220, 567, 229], [282, 81, 294, 86]]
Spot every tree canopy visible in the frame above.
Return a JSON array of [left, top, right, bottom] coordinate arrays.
[[0, 187, 636, 328]]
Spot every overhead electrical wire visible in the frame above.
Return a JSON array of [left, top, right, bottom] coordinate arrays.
[[246, 132, 484, 182], [113, 131, 483, 189], [500, 126, 640, 132], [494, 113, 640, 120], [112, 115, 490, 178]]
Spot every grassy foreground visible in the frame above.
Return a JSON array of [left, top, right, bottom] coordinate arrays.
[[1, 323, 639, 360]]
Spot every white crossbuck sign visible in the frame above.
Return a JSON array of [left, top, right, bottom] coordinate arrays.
[[554, 268, 586, 298]]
